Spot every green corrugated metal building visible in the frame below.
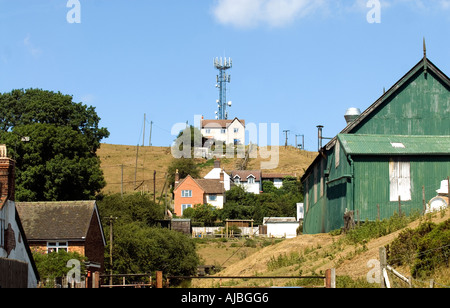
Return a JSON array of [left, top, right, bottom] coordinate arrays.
[[301, 56, 450, 234]]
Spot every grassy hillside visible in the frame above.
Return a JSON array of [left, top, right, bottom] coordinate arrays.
[[193, 210, 450, 288], [97, 144, 317, 196]]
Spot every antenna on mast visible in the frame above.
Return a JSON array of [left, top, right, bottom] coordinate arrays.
[[214, 57, 232, 120]]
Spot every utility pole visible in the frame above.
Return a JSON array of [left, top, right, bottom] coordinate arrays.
[[153, 170, 156, 203], [109, 216, 118, 287], [143, 113, 146, 147], [121, 164, 124, 199], [149, 121, 153, 147], [283, 130, 290, 149]]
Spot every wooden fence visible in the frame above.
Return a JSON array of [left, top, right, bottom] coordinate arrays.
[[0, 258, 28, 288]]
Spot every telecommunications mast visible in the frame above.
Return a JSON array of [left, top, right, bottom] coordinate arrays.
[[214, 57, 232, 120]]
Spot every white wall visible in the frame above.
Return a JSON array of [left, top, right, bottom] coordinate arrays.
[[226, 120, 245, 145], [266, 222, 299, 239], [206, 194, 224, 209], [204, 168, 231, 191], [0, 200, 38, 288]]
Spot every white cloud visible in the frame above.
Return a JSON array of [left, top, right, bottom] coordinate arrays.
[[212, 0, 326, 29], [23, 34, 42, 57]]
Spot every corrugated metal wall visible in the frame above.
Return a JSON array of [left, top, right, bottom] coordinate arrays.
[[353, 156, 450, 222]]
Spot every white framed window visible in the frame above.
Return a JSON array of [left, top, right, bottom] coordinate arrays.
[[221, 129, 226, 134], [47, 242, 68, 254], [208, 194, 217, 201], [182, 190, 192, 198], [234, 128, 239, 133], [234, 176, 240, 184], [181, 204, 192, 215], [248, 176, 255, 184], [389, 157, 411, 202], [205, 129, 211, 134]]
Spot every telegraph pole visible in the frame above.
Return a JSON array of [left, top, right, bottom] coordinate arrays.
[[283, 130, 290, 149], [108, 216, 118, 287]]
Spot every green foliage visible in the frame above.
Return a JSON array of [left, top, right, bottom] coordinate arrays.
[[33, 250, 87, 281], [97, 193, 165, 226], [341, 212, 419, 245], [166, 157, 200, 191], [387, 218, 450, 278], [97, 193, 199, 277], [0, 88, 109, 201], [111, 222, 199, 277], [182, 203, 219, 226], [220, 178, 303, 224]]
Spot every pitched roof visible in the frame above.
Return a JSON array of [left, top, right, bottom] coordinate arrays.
[[230, 170, 262, 182], [338, 134, 450, 156], [201, 118, 246, 129], [195, 179, 225, 194], [326, 57, 450, 151], [16, 201, 105, 244], [174, 175, 225, 194]]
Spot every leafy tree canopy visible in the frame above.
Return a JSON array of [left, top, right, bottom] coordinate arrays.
[[0, 89, 109, 201]]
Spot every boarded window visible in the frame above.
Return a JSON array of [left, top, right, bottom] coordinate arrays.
[[389, 158, 411, 202], [335, 141, 340, 168]]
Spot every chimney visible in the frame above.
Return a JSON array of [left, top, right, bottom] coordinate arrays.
[[317, 125, 324, 151], [0, 145, 15, 208], [214, 159, 221, 169], [175, 169, 180, 185], [220, 169, 224, 183]]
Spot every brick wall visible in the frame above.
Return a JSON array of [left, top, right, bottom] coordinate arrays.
[[0, 158, 15, 207], [173, 176, 204, 216]]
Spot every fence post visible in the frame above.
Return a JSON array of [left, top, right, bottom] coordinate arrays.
[[379, 247, 387, 288], [156, 271, 163, 289], [325, 269, 336, 288], [92, 272, 100, 288]]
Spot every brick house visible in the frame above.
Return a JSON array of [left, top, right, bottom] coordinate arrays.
[[16, 200, 106, 274], [173, 170, 226, 216], [0, 145, 40, 288]]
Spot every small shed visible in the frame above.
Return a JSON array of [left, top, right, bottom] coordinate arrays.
[[263, 217, 299, 239], [171, 219, 192, 235]]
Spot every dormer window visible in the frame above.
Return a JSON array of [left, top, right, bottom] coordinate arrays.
[[248, 176, 255, 184], [234, 176, 241, 184]]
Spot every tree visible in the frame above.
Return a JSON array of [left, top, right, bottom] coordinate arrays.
[[108, 222, 199, 277], [33, 250, 87, 286], [0, 89, 109, 201], [166, 157, 200, 191]]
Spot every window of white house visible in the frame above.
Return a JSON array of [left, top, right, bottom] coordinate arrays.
[[221, 129, 226, 134], [234, 128, 239, 133], [181, 204, 192, 215], [205, 129, 211, 134], [182, 190, 192, 198], [208, 194, 217, 201], [248, 176, 255, 184], [234, 177, 240, 184], [389, 157, 411, 202], [47, 242, 68, 254]]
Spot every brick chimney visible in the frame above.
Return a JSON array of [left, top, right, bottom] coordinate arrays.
[[175, 169, 180, 185], [220, 169, 224, 183], [0, 145, 15, 208]]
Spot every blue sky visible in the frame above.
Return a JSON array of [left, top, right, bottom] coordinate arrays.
[[1, 0, 450, 150]]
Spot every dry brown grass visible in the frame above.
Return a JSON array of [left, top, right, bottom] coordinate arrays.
[[97, 144, 317, 195], [192, 210, 450, 288]]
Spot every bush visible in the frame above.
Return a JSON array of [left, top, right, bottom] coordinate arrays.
[[387, 218, 450, 278]]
